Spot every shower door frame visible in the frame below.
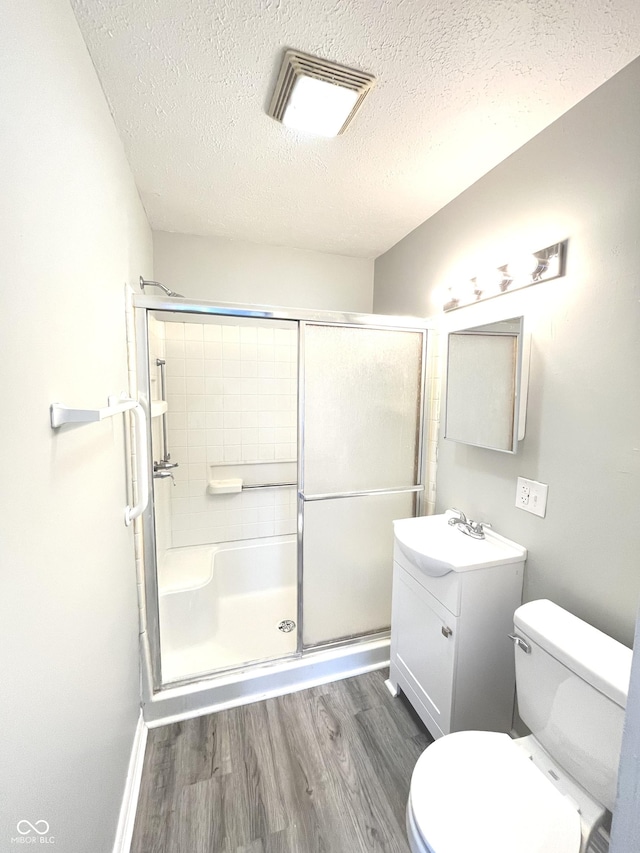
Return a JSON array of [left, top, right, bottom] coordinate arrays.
[[134, 294, 431, 694]]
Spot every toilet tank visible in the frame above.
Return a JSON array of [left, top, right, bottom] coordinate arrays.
[[513, 599, 632, 812]]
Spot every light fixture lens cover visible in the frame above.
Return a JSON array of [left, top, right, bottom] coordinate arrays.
[[282, 75, 360, 137]]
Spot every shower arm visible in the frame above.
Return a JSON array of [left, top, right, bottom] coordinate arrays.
[[139, 277, 184, 298]]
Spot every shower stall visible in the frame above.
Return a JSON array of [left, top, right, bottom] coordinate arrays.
[[134, 296, 429, 719]]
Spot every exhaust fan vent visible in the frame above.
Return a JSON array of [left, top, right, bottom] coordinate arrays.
[[268, 49, 376, 137]]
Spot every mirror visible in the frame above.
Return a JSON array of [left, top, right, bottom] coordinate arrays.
[[444, 316, 529, 453]]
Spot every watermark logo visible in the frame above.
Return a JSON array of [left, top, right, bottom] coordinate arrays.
[[11, 820, 55, 845]]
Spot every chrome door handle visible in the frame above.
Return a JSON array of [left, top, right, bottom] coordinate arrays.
[[442, 626, 452, 638], [508, 633, 531, 654]]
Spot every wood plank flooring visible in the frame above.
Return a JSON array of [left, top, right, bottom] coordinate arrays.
[[131, 669, 433, 853]]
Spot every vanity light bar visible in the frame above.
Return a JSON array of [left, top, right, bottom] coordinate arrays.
[[443, 241, 567, 312]]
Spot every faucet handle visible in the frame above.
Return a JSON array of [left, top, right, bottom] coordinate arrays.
[[447, 508, 467, 525]]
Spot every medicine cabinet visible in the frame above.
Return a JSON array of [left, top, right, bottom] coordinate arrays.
[[444, 316, 529, 454]]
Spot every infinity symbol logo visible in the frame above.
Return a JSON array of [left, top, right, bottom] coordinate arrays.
[[17, 820, 50, 836]]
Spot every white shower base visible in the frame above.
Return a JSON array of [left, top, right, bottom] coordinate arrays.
[[158, 534, 297, 684]]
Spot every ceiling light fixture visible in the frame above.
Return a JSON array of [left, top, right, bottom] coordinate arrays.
[[443, 241, 567, 312], [268, 49, 376, 137]]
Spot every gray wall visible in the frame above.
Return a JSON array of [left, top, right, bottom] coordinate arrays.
[[153, 230, 375, 312], [374, 57, 640, 646], [0, 1, 152, 851]]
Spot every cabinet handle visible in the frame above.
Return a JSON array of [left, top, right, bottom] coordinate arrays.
[[442, 626, 452, 638]]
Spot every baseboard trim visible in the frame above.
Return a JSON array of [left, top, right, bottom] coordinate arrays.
[[112, 710, 147, 853]]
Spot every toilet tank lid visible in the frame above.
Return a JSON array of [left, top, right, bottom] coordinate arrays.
[[514, 600, 632, 708]]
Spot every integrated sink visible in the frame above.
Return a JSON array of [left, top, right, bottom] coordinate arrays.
[[393, 512, 527, 577]]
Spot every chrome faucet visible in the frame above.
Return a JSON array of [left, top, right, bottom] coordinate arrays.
[[154, 459, 178, 472], [153, 469, 175, 484], [447, 508, 491, 539]]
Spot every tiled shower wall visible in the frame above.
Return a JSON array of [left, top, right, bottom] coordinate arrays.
[[155, 318, 298, 548]]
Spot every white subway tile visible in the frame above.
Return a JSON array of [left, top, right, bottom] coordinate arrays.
[[166, 339, 185, 358], [257, 327, 274, 345], [223, 445, 241, 463], [205, 359, 223, 377], [186, 359, 204, 377], [204, 341, 222, 360], [222, 325, 240, 343], [274, 361, 290, 378], [206, 412, 224, 429], [168, 412, 187, 430], [259, 427, 275, 444], [186, 377, 205, 395], [241, 360, 258, 378], [168, 429, 187, 447], [241, 428, 259, 444], [186, 395, 206, 412], [223, 360, 242, 378], [274, 444, 290, 460], [240, 343, 258, 361], [224, 411, 242, 429], [223, 342, 241, 360], [188, 479, 208, 496], [167, 377, 186, 395], [241, 444, 258, 461], [171, 497, 191, 515], [205, 377, 224, 395], [240, 326, 257, 344], [240, 411, 259, 428], [274, 328, 291, 346], [166, 358, 185, 377], [274, 520, 295, 536], [165, 323, 185, 340], [258, 521, 275, 537], [187, 411, 207, 430], [222, 394, 241, 411], [206, 446, 224, 463], [206, 395, 224, 412], [242, 523, 262, 539], [258, 361, 275, 378], [258, 445, 275, 461], [185, 340, 204, 359], [188, 446, 207, 463], [203, 324, 222, 342], [274, 344, 290, 362], [240, 395, 259, 411], [184, 324, 204, 341], [187, 463, 208, 480], [206, 428, 223, 446]]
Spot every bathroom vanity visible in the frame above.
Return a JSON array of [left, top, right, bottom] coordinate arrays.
[[388, 512, 526, 740]]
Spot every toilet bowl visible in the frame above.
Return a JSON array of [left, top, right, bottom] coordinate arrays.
[[406, 600, 632, 853], [406, 731, 580, 853]]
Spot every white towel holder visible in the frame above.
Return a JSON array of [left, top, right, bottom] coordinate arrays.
[[50, 394, 149, 526]]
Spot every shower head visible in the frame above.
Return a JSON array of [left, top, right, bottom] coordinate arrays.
[[139, 277, 184, 298]]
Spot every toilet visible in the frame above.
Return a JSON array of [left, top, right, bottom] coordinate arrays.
[[406, 599, 632, 853]]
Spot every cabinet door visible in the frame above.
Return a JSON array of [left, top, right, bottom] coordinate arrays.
[[393, 567, 457, 735]]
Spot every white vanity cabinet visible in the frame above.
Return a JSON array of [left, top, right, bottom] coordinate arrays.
[[388, 513, 526, 740]]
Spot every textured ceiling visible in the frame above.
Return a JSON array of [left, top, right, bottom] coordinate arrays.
[[71, 0, 640, 258]]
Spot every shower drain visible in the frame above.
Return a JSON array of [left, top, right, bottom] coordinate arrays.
[[278, 619, 296, 633]]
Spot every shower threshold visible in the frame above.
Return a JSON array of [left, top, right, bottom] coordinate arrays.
[[141, 633, 391, 727]]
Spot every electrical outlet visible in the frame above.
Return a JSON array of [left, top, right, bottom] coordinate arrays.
[[516, 477, 548, 517]]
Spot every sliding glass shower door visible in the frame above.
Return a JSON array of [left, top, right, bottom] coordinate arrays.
[[300, 323, 426, 647]]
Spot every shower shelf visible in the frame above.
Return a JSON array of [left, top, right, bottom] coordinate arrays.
[[49, 394, 149, 526], [151, 400, 168, 418], [50, 395, 139, 428]]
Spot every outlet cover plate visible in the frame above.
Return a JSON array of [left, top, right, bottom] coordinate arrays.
[[516, 477, 548, 517]]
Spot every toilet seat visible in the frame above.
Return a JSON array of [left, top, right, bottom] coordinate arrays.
[[409, 731, 582, 853]]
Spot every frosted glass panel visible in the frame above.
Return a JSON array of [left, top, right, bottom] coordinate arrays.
[[303, 325, 423, 493], [302, 492, 414, 646]]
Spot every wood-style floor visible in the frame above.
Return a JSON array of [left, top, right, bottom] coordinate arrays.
[[131, 669, 433, 853]]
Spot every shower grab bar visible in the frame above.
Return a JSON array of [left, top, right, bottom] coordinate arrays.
[[155, 358, 171, 462], [242, 482, 296, 490], [300, 484, 424, 502], [50, 394, 149, 526]]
